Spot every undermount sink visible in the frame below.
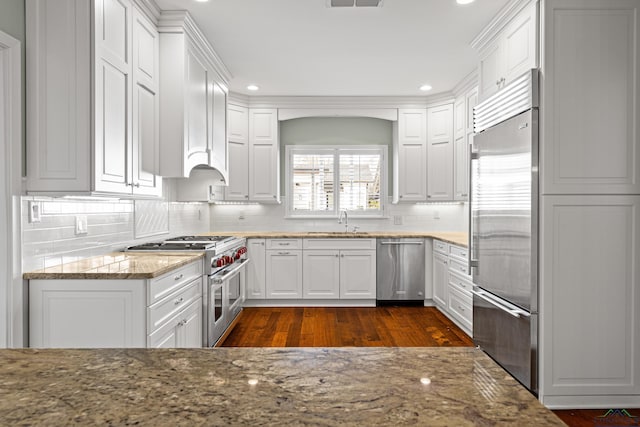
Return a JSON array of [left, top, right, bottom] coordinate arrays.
[[306, 231, 370, 235]]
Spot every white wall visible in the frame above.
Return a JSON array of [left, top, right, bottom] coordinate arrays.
[[210, 199, 467, 232]]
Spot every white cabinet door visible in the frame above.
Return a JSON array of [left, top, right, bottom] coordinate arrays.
[[228, 104, 248, 144], [432, 252, 448, 308], [453, 96, 468, 201], [540, 195, 640, 401], [93, 0, 133, 194], [246, 239, 266, 299], [503, 2, 537, 84], [478, 40, 503, 101], [303, 250, 340, 299], [175, 298, 202, 348], [210, 81, 228, 179], [541, 0, 640, 195], [184, 45, 210, 173], [397, 109, 427, 202], [131, 8, 161, 197], [427, 104, 454, 201], [226, 105, 249, 200], [453, 97, 466, 140], [226, 139, 249, 200], [249, 109, 279, 202], [265, 250, 302, 298], [29, 279, 146, 348], [339, 250, 376, 299]]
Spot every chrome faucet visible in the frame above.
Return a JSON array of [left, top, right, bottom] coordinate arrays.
[[338, 210, 348, 232]]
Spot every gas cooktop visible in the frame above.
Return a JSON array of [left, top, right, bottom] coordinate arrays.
[[126, 235, 243, 253]]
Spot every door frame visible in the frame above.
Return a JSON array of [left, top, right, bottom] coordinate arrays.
[[0, 30, 23, 347]]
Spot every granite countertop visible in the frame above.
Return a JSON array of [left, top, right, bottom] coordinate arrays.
[[206, 231, 469, 247], [23, 252, 204, 280], [0, 347, 563, 426]]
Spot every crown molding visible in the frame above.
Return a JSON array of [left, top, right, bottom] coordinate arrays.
[[132, 0, 161, 22], [470, 0, 536, 51], [227, 93, 456, 110], [158, 11, 233, 83]]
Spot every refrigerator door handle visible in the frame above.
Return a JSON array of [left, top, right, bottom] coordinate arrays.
[[470, 287, 531, 318], [469, 151, 479, 271]]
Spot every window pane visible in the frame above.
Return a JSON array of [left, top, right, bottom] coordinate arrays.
[[292, 154, 334, 212], [339, 153, 381, 211]]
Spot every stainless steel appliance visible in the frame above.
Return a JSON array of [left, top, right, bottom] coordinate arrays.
[[126, 235, 248, 346], [376, 238, 425, 304], [470, 69, 539, 394]]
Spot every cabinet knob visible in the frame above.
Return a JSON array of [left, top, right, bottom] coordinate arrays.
[[174, 297, 184, 305], [134, 183, 140, 188], [245, 195, 249, 198], [399, 195, 403, 198], [340, 254, 344, 258], [496, 80, 501, 86], [273, 195, 277, 199]]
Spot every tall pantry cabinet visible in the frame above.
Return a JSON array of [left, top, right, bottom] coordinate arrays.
[[26, 0, 162, 197]]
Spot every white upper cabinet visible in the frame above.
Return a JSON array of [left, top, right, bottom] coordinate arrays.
[[476, 1, 538, 102], [225, 105, 250, 201], [26, 0, 162, 197], [427, 104, 454, 201], [249, 109, 280, 203], [396, 109, 428, 202], [157, 11, 230, 182], [453, 96, 468, 201], [540, 0, 640, 195]]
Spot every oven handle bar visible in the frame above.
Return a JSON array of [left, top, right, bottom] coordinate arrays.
[[212, 258, 250, 284]]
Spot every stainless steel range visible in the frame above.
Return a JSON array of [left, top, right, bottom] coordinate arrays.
[[127, 235, 249, 347]]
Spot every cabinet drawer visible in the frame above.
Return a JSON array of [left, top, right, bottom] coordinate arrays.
[[148, 297, 201, 348], [448, 270, 472, 296], [148, 277, 202, 334], [448, 245, 468, 261], [433, 240, 449, 254], [303, 238, 376, 250], [266, 239, 303, 250], [449, 258, 469, 277], [148, 260, 202, 305], [448, 285, 473, 331]]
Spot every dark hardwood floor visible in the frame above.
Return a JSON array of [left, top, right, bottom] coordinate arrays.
[[221, 306, 624, 426], [221, 306, 474, 347]]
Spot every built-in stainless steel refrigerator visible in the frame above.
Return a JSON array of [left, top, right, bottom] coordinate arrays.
[[470, 69, 539, 394]]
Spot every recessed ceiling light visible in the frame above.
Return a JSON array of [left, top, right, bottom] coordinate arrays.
[[419, 84, 432, 92], [456, 0, 475, 4], [247, 85, 259, 91]]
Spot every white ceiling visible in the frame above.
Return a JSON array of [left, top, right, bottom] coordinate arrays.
[[154, 0, 511, 97]]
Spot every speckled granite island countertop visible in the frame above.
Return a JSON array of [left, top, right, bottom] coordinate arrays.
[[22, 252, 204, 280], [0, 347, 564, 426], [205, 231, 469, 247]]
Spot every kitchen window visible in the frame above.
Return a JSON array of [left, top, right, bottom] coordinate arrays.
[[285, 145, 387, 217]]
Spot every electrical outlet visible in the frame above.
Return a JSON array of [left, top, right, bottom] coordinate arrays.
[[433, 210, 440, 220], [393, 215, 402, 225], [238, 210, 245, 220], [75, 215, 88, 235], [28, 201, 42, 223]]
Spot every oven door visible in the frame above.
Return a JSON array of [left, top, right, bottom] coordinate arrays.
[[208, 258, 249, 346], [227, 259, 249, 323], [207, 279, 226, 347]]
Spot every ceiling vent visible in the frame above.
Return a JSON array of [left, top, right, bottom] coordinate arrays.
[[327, 0, 383, 7]]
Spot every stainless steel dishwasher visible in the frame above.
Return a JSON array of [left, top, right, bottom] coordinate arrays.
[[376, 238, 425, 305]]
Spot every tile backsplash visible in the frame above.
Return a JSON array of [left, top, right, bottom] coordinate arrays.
[[210, 199, 468, 233], [22, 183, 210, 272]]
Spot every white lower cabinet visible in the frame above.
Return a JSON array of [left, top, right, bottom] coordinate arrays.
[[148, 298, 202, 348], [29, 260, 203, 348], [302, 248, 376, 300], [432, 250, 449, 308], [246, 239, 267, 299], [265, 249, 303, 299], [303, 250, 341, 299], [432, 239, 472, 336]]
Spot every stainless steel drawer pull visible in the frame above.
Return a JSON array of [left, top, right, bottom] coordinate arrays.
[[278, 251, 290, 255], [174, 274, 184, 281], [174, 297, 184, 305]]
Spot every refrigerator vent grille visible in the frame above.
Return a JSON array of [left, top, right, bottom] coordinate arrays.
[[474, 69, 539, 133]]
